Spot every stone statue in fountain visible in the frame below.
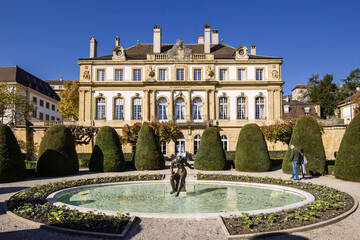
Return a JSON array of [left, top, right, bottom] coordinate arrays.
[[170, 155, 193, 197]]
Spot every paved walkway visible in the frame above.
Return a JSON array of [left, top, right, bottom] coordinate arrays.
[[1, 166, 360, 240]]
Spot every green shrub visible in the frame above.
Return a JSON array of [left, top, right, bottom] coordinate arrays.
[[282, 115, 326, 175], [134, 125, 165, 170], [235, 124, 271, 172], [36, 125, 79, 177], [269, 151, 286, 159], [335, 114, 360, 181], [0, 124, 26, 183], [25, 160, 36, 170], [194, 127, 226, 170], [77, 153, 91, 168], [89, 126, 125, 172]]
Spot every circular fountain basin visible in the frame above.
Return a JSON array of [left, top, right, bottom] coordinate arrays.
[[48, 180, 314, 218]]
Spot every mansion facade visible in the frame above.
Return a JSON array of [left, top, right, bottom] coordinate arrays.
[[77, 24, 284, 156]]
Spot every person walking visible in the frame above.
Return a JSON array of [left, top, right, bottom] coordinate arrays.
[[299, 149, 307, 179], [289, 145, 300, 180]]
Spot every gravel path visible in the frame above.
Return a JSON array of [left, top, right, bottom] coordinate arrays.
[[1, 167, 359, 240]]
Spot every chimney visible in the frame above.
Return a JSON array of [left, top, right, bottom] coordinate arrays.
[[60, 76, 63, 81], [211, 29, 219, 45], [115, 36, 120, 46], [198, 35, 204, 44], [153, 25, 162, 54], [251, 45, 256, 55], [89, 37, 97, 58], [204, 23, 211, 54]]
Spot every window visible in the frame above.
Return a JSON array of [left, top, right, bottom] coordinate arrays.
[[238, 69, 245, 80], [97, 69, 105, 81], [59, 86, 63, 90], [193, 69, 202, 81], [51, 104, 55, 111], [160, 142, 167, 155], [114, 98, 124, 120], [157, 97, 168, 121], [221, 135, 229, 151], [255, 97, 265, 119], [32, 97, 37, 104], [133, 69, 141, 81], [39, 112, 43, 120], [194, 135, 201, 155], [51, 116, 55, 121], [220, 69, 227, 80], [175, 97, 186, 121], [96, 98, 106, 120], [192, 97, 203, 121], [219, 97, 228, 119], [45, 114, 49, 121], [175, 137, 186, 157], [57, 118, 60, 121], [176, 69, 184, 80], [159, 69, 166, 81], [45, 102, 49, 109], [237, 97, 246, 119], [256, 69, 263, 80], [39, 100, 44, 107], [115, 69, 123, 81], [132, 97, 142, 120], [32, 110, 37, 118]]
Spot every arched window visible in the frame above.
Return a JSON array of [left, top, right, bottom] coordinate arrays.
[[192, 97, 203, 121], [132, 97, 142, 120], [221, 135, 229, 151], [175, 137, 186, 157], [96, 98, 106, 120], [114, 97, 124, 120], [175, 97, 186, 121], [193, 135, 201, 155], [255, 97, 265, 119], [157, 97, 168, 121], [219, 97, 228, 120], [237, 97, 246, 119]]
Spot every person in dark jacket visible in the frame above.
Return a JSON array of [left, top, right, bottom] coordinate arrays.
[[289, 145, 300, 180]]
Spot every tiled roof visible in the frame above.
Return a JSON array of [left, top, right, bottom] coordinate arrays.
[[338, 94, 355, 106], [0, 66, 60, 101], [291, 84, 307, 91], [45, 80, 64, 85], [79, 43, 283, 60], [282, 100, 321, 119]]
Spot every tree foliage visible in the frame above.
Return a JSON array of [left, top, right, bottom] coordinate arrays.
[[121, 121, 183, 145], [341, 68, 360, 96], [261, 119, 296, 145], [307, 74, 345, 118], [57, 80, 79, 121], [0, 82, 36, 126], [67, 125, 98, 145]]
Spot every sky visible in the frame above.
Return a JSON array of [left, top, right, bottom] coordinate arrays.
[[0, 0, 359, 95]]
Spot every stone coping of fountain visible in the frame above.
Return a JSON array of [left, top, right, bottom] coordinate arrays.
[[47, 177, 315, 219]]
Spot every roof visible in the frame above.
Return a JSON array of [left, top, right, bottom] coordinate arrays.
[[338, 94, 356, 106], [291, 84, 307, 92], [45, 80, 64, 85], [282, 100, 322, 119], [79, 43, 283, 61], [0, 66, 60, 101]]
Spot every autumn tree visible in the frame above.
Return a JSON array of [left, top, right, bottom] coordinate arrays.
[[67, 125, 99, 145], [0, 82, 36, 126], [57, 80, 79, 120]]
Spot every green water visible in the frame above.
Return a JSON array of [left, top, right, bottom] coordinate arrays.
[[56, 183, 305, 214]]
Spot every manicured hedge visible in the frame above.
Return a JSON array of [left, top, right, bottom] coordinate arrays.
[[235, 123, 271, 172], [0, 124, 26, 183], [194, 127, 226, 170], [282, 116, 325, 175], [89, 126, 125, 172], [134, 125, 165, 170], [36, 125, 79, 177], [335, 113, 360, 181]]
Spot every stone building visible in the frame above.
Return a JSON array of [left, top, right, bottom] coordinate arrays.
[[77, 24, 284, 156], [45, 77, 65, 96], [291, 84, 308, 102]]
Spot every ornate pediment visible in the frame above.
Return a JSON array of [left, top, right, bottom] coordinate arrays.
[[167, 39, 192, 60]]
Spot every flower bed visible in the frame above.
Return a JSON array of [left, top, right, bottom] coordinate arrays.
[[197, 173, 354, 235], [7, 174, 163, 234]]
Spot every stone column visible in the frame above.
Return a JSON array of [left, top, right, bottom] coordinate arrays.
[[143, 90, 149, 121], [204, 90, 209, 121], [186, 90, 191, 121], [169, 90, 174, 121]]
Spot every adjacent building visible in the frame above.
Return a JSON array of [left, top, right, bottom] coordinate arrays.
[[77, 24, 284, 156], [45, 77, 65, 96], [0, 66, 62, 123], [291, 84, 308, 102], [338, 92, 359, 124]]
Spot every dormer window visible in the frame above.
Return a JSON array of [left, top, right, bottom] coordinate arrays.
[[304, 107, 310, 115], [284, 105, 290, 113]]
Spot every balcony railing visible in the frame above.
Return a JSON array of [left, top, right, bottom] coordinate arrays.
[[193, 54, 205, 60], [155, 54, 168, 61]]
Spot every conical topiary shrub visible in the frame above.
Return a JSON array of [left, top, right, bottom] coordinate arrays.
[[282, 115, 325, 175], [134, 125, 165, 170], [194, 127, 226, 170], [335, 114, 360, 181], [235, 123, 271, 172], [89, 126, 125, 172], [36, 125, 79, 177], [0, 124, 26, 183]]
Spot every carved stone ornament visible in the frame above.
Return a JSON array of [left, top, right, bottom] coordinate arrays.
[[222, 92, 226, 96], [272, 70, 279, 79], [167, 39, 193, 60], [259, 92, 263, 96], [83, 70, 90, 80], [241, 92, 245, 96], [117, 93, 121, 96], [99, 93, 103, 97], [206, 65, 215, 79], [147, 65, 155, 78], [135, 93, 140, 97]]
